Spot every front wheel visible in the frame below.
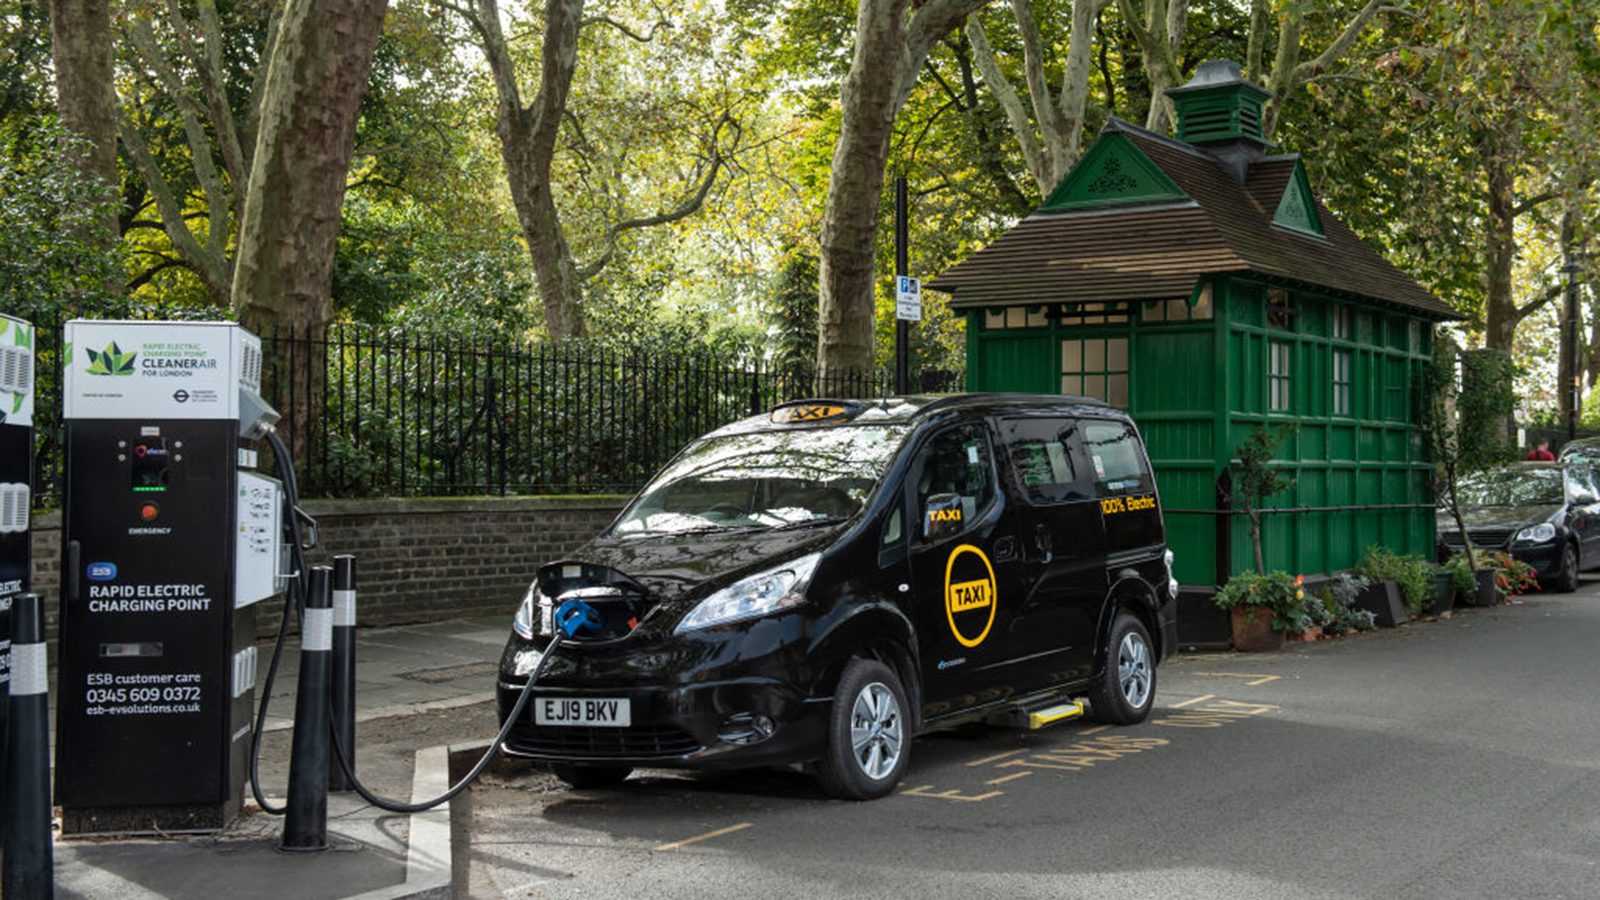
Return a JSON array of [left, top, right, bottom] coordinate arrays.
[[1089, 613, 1156, 725], [1549, 543, 1579, 593], [814, 659, 911, 801]]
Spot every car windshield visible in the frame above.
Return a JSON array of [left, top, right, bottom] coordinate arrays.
[[1454, 469, 1564, 507], [612, 425, 909, 535]]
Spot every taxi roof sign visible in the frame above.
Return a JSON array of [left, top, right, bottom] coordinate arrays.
[[769, 400, 864, 424]]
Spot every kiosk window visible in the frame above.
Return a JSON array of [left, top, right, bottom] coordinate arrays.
[[1000, 418, 1090, 504], [911, 423, 996, 536], [1082, 421, 1153, 496]]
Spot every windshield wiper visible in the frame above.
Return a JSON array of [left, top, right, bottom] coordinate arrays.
[[768, 517, 847, 531]]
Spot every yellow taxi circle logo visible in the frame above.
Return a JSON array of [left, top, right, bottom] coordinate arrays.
[[944, 544, 997, 648]]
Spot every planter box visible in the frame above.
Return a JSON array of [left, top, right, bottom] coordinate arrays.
[[1287, 625, 1323, 642], [1230, 606, 1286, 652], [1177, 586, 1234, 650], [1354, 579, 1407, 627], [1458, 568, 1498, 607], [1421, 572, 1457, 617]]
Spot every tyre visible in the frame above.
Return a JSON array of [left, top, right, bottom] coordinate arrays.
[[551, 764, 632, 789], [1548, 543, 1579, 594], [1089, 613, 1156, 725], [815, 658, 911, 801]]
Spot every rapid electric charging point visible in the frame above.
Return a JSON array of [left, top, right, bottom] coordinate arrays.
[[56, 320, 282, 834], [0, 313, 35, 801]]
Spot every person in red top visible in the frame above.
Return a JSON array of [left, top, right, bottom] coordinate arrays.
[[1526, 440, 1555, 461]]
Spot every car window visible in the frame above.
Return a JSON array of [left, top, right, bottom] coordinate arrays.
[[1082, 420, 1153, 497], [910, 422, 997, 538], [1566, 465, 1598, 501], [1456, 468, 1563, 506], [1000, 417, 1091, 504]]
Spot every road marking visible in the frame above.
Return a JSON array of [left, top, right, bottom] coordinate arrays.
[[967, 749, 1026, 767], [902, 784, 1004, 803], [1154, 698, 1278, 728], [652, 822, 753, 853], [986, 771, 1034, 785], [1077, 725, 1111, 736], [1171, 694, 1215, 708], [1193, 671, 1281, 686]]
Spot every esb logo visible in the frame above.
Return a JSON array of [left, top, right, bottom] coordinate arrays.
[[86, 562, 118, 582]]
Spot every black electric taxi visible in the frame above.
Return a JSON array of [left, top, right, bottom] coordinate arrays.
[[1438, 461, 1600, 592], [496, 394, 1179, 799]]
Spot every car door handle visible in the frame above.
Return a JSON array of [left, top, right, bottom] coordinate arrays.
[[994, 535, 1017, 561]]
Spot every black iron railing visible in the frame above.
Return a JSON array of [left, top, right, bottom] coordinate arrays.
[[22, 315, 962, 505]]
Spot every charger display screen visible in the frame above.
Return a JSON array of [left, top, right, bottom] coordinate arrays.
[[131, 438, 169, 491]]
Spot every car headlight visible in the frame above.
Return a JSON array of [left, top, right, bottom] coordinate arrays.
[[676, 553, 822, 633], [1513, 523, 1557, 544], [512, 586, 554, 639]]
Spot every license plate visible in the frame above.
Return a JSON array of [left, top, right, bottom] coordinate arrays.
[[535, 697, 631, 727]]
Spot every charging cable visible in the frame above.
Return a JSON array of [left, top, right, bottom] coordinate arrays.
[[250, 429, 559, 815]]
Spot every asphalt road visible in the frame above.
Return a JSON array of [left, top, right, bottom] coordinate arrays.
[[455, 582, 1600, 899]]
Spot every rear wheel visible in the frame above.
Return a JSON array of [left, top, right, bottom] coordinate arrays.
[[815, 659, 910, 801], [551, 764, 632, 789], [1090, 613, 1156, 725]]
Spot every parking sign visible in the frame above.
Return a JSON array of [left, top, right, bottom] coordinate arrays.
[[895, 276, 921, 322]]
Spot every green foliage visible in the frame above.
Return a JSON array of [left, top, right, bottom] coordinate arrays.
[[769, 248, 819, 375], [1353, 546, 1434, 616], [0, 120, 126, 320], [1482, 550, 1540, 599], [1442, 552, 1478, 594], [1313, 573, 1378, 636], [1214, 570, 1309, 632]]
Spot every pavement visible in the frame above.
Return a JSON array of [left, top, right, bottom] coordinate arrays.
[[50, 615, 515, 900]]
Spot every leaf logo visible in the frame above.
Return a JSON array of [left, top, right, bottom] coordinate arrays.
[[85, 341, 137, 376]]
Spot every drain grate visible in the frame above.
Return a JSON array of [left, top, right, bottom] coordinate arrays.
[[399, 661, 500, 684]]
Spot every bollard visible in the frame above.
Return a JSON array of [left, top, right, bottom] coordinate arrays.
[[329, 555, 356, 792], [282, 567, 333, 851], [4, 593, 52, 897]]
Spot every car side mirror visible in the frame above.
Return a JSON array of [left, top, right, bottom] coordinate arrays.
[[1575, 492, 1598, 505], [922, 493, 964, 542]]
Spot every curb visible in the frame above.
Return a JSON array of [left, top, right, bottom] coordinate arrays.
[[344, 745, 454, 900]]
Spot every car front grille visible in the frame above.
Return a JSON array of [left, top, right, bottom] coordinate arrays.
[[504, 723, 702, 760], [1442, 528, 1513, 550]]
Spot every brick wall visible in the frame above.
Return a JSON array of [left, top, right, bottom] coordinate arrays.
[[28, 496, 628, 639]]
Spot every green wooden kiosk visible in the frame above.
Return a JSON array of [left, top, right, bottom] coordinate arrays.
[[928, 60, 1458, 609]]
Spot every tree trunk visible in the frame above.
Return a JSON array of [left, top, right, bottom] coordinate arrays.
[[1481, 133, 1518, 353], [481, 0, 587, 340], [49, 0, 122, 293], [231, 0, 388, 459], [817, 0, 990, 391]]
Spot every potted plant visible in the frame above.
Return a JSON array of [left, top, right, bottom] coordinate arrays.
[[1433, 563, 1459, 611], [1352, 546, 1431, 625], [1436, 554, 1478, 614], [1312, 573, 1377, 637], [1483, 551, 1540, 601], [1214, 571, 1307, 651]]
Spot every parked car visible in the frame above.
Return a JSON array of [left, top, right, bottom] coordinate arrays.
[[1438, 461, 1600, 592], [496, 394, 1179, 799], [1557, 436, 1600, 465]]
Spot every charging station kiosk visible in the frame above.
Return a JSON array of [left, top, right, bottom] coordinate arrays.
[[56, 320, 283, 834], [0, 313, 35, 803]]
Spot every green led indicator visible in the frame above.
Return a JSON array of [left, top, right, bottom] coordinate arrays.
[[132, 486, 167, 492]]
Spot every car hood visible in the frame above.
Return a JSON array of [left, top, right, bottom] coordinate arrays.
[[559, 525, 842, 603], [1438, 503, 1560, 530]]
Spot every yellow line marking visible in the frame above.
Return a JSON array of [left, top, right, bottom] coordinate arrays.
[[902, 785, 1004, 803], [1077, 725, 1111, 736], [1193, 672, 1281, 686], [1170, 694, 1215, 709], [652, 822, 753, 853], [986, 771, 1034, 785], [967, 749, 1026, 767]]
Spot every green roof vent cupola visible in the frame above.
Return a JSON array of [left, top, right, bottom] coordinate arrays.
[[1165, 59, 1274, 182]]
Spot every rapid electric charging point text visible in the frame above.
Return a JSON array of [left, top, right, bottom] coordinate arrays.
[[56, 320, 282, 834]]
